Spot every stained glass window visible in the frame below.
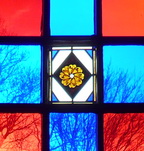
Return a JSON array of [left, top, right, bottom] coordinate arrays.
[[104, 113, 144, 151], [0, 0, 42, 36], [50, 113, 97, 150], [49, 47, 97, 103], [1, 0, 144, 151], [0, 113, 41, 150], [103, 45, 144, 103], [50, 0, 95, 35], [0, 45, 41, 103]]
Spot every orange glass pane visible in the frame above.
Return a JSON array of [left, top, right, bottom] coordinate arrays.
[[0, 0, 42, 36], [102, 0, 144, 36], [0, 113, 41, 150], [104, 113, 144, 151]]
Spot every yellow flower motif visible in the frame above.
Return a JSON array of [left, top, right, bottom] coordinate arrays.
[[59, 64, 84, 88]]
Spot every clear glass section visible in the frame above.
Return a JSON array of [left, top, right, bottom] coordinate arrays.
[[50, 47, 96, 103], [50, 113, 97, 151], [50, 0, 94, 36], [0, 0, 42, 36], [104, 113, 144, 151], [102, 0, 144, 36], [0, 45, 41, 103], [103, 45, 144, 103], [0, 113, 41, 150]]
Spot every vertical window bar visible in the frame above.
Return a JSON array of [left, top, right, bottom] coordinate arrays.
[[98, 113, 104, 151], [42, 0, 50, 150], [97, 44, 104, 151], [42, 44, 49, 104], [42, 112, 49, 151], [97, 0, 103, 151], [43, 0, 50, 36], [97, 0, 102, 36], [97, 45, 104, 104], [94, 0, 97, 35]]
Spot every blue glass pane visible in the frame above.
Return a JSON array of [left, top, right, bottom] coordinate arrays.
[[86, 50, 93, 58], [87, 93, 93, 102], [52, 50, 58, 59], [0, 45, 41, 103], [50, 113, 97, 150], [103, 45, 144, 103], [52, 93, 58, 102], [50, 0, 94, 36]]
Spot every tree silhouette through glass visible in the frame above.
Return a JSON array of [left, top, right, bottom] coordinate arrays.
[[50, 113, 97, 151], [104, 113, 144, 151], [0, 113, 41, 150], [0, 45, 41, 103], [104, 46, 144, 103]]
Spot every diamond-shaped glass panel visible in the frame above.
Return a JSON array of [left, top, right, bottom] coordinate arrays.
[[49, 47, 96, 103]]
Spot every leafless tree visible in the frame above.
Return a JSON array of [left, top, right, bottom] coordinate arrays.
[[0, 45, 40, 103], [0, 113, 41, 151], [50, 113, 96, 151], [0, 23, 41, 150], [104, 113, 144, 151], [104, 63, 144, 103], [104, 62, 144, 150]]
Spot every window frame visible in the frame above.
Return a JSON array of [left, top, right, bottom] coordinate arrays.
[[0, 0, 144, 151]]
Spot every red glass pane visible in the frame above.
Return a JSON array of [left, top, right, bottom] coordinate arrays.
[[0, 0, 42, 36], [104, 113, 144, 151], [0, 113, 41, 150], [102, 0, 144, 36]]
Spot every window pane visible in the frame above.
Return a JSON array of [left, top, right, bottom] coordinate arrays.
[[102, 0, 144, 36], [50, 47, 96, 103], [0, 0, 42, 36], [0, 45, 41, 103], [103, 45, 144, 103], [0, 113, 41, 150], [104, 113, 144, 151], [50, 113, 97, 150], [50, 0, 94, 36]]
